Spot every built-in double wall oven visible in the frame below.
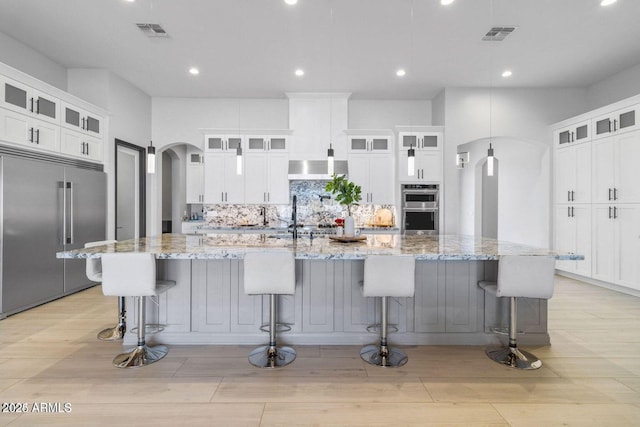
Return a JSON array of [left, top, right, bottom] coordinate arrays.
[[401, 184, 439, 235]]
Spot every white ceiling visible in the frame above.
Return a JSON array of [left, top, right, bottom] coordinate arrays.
[[1, 0, 639, 99]]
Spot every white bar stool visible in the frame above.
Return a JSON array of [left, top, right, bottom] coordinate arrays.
[[360, 255, 415, 368], [84, 240, 123, 341], [479, 255, 555, 370], [243, 252, 296, 368], [102, 253, 176, 368]]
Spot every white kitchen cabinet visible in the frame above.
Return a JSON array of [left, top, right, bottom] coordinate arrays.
[[397, 129, 442, 183], [348, 153, 395, 205], [592, 130, 640, 204], [554, 120, 590, 147], [347, 134, 392, 153], [61, 101, 102, 138], [592, 104, 638, 140], [0, 107, 60, 153], [245, 135, 288, 152], [244, 152, 289, 204], [60, 128, 102, 162], [398, 131, 441, 150], [555, 204, 591, 276], [1, 76, 59, 125], [398, 149, 442, 183], [555, 143, 591, 204], [203, 153, 244, 204], [186, 152, 204, 204], [204, 134, 242, 152], [592, 204, 640, 290]]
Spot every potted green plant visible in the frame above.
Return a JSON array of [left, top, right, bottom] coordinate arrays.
[[325, 174, 362, 236]]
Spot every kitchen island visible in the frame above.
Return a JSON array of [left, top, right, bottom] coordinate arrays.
[[57, 233, 582, 346]]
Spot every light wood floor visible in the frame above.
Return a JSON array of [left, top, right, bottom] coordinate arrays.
[[1, 275, 639, 426]]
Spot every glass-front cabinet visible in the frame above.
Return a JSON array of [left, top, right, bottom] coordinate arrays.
[[205, 134, 243, 152], [554, 120, 590, 147], [246, 135, 289, 152], [1, 76, 59, 125], [62, 102, 102, 137], [348, 135, 392, 153], [592, 104, 638, 140]]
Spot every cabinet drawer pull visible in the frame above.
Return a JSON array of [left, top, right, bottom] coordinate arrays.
[[613, 206, 618, 219], [568, 206, 571, 217], [571, 207, 575, 217], [608, 188, 612, 201], [608, 206, 612, 219], [613, 188, 618, 201], [613, 119, 618, 132], [29, 127, 34, 142], [35, 129, 40, 144]]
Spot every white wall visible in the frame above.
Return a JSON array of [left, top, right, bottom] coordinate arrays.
[[587, 62, 640, 111], [152, 98, 289, 149], [442, 87, 587, 247], [0, 31, 67, 90], [348, 100, 431, 129], [68, 69, 152, 239]]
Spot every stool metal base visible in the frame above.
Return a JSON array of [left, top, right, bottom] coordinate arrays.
[[97, 324, 125, 341], [112, 344, 169, 368], [248, 345, 296, 368], [360, 344, 408, 368], [485, 346, 542, 370]]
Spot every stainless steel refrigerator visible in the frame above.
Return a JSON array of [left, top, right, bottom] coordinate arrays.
[[0, 151, 106, 318]]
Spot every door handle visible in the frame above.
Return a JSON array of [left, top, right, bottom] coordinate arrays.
[[68, 182, 74, 244]]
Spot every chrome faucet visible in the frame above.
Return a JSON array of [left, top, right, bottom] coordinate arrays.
[[259, 206, 267, 226], [291, 195, 298, 240]]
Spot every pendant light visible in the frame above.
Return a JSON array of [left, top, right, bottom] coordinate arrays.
[[236, 142, 243, 175], [146, 141, 155, 174], [407, 144, 415, 176], [327, 4, 335, 177], [327, 143, 335, 175], [486, 143, 494, 176]]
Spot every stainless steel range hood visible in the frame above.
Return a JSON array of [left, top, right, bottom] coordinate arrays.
[[287, 160, 348, 180]]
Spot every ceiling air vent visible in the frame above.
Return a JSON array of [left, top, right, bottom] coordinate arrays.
[[136, 23, 169, 38], [482, 26, 517, 42]]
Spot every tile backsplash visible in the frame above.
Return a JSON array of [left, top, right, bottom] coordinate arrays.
[[203, 180, 396, 227]]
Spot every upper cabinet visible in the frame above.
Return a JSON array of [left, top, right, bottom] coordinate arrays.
[[245, 135, 289, 152], [592, 104, 638, 140], [204, 134, 242, 152], [61, 102, 102, 138], [554, 120, 590, 147], [1, 76, 59, 125], [1, 68, 106, 164], [347, 134, 392, 153], [398, 131, 441, 151], [397, 128, 443, 183]]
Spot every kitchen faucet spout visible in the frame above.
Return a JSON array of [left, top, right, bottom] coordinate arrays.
[[292, 195, 298, 240]]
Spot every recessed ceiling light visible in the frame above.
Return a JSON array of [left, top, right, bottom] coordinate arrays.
[[600, 0, 617, 6], [396, 69, 406, 77], [284, 0, 298, 5], [441, 0, 455, 5], [189, 67, 200, 75], [295, 69, 304, 77], [501, 70, 513, 78]]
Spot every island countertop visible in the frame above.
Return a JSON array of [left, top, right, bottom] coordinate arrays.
[[56, 233, 583, 261]]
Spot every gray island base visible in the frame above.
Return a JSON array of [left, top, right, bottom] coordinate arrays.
[[57, 234, 583, 347]]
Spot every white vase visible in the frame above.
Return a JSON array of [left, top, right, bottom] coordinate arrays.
[[344, 216, 355, 237]]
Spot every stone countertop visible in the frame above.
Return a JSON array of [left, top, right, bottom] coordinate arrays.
[[56, 233, 584, 261], [195, 225, 399, 232]]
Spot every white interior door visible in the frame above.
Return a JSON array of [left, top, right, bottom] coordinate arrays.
[[116, 145, 140, 240]]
